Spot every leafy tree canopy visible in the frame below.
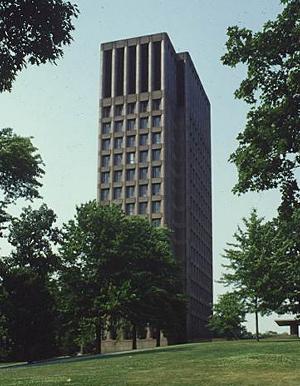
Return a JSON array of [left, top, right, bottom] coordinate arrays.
[[222, 0, 300, 210], [208, 292, 247, 339], [0, 0, 79, 92]]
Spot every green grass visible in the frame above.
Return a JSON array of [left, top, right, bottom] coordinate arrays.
[[1, 340, 299, 385]]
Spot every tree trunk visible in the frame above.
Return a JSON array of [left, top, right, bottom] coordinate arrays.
[[95, 319, 102, 354], [156, 328, 161, 347], [255, 309, 259, 342], [132, 324, 137, 350]]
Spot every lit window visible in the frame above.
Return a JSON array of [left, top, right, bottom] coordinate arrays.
[[127, 103, 135, 114], [152, 166, 161, 178], [114, 154, 123, 166], [126, 136, 135, 147], [115, 120, 123, 132], [140, 101, 148, 112], [113, 187, 122, 199], [126, 186, 135, 198], [152, 183, 160, 196], [115, 105, 123, 116], [102, 139, 110, 150], [102, 106, 111, 118], [152, 149, 161, 161], [127, 119, 135, 130], [139, 167, 148, 180], [152, 116, 161, 127], [102, 155, 110, 167], [152, 218, 161, 227], [102, 122, 111, 134], [139, 202, 147, 215], [152, 132, 161, 144], [101, 172, 110, 184], [139, 134, 148, 146], [114, 170, 122, 182], [126, 152, 135, 164], [125, 203, 135, 215], [152, 99, 161, 110], [126, 169, 135, 181], [152, 201, 161, 213], [114, 137, 123, 149], [139, 150, 148, 163], [140, 117, 148, 129], [139, 184, 148, 197], [100, 189, 109, 201]]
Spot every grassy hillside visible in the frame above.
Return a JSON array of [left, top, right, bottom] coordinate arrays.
[[1, 340, 299, 385]]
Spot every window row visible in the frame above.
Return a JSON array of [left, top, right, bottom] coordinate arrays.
[[101, 132, 161, 150], [101, 150, 161, 166], [102, 99, 161, 118], [101, 166, 161, 182], [100, 183, 161, 198], [99, 193, 161, 214], [102, 116, 161, 134]]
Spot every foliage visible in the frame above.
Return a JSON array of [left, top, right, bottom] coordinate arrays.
[[0, 128, 44, 235], [222, 0, 300, 211], [0, 0, 79, 92], [0, 204, 60, 361], [221, 209, 274, 337], [208, 292, 247, 339], [59, 201, 185, 353]]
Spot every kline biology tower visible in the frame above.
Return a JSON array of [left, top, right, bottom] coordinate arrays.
[[98, 33, 212, 341]]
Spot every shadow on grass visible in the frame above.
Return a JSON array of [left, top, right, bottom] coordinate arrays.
[[0, 344, 192, 370]]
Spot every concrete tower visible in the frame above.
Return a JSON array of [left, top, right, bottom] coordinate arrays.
[[98, 33, 212, 341]]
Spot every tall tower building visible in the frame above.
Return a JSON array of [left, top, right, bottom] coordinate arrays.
[[98, 33, 212, 341]]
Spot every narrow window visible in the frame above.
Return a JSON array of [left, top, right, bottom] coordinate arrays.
[[152, 201, 161, 213], [114, 137, 123, 149], [152, 98, 161, 111], [140, 43, 149, 92], [114, 154, 123, 166], [139, 167, 148, 180], [152, 183, 160, 196], [114, 170, 122, 182], [140, 100, 148, 113], [103, 49, 112, 98], [139, 150, 148, 163], [152, 132, 161, 144], [115, 47, 124, 96], [127, 119, 136, 130], [102, 139, 110, 150], [139, 202, 147, 215], [101, 172, 110, 184], [152, 149, 161, 161], [100, 188, 109, 201], [139, 134, 148, 146], [102, 122, 111, 134], [140, 117, 148, 129], [127, 103, 135, 114], [102, 155, 110, 168], [152, 116, 161, 127], [126, 169, 135, 181], [152, 166, 161, 178], [113, 187, 122, 200], [102, 106, 111, 118], [115, 104, 123, 116], [125, 203, 135, 215], [153, 41, 161, 91], [115, 120, 123, 132], [126, 152, 135, 164], [128, 46, 136, 94], [126, 186, 135, 198], [139, 184, 148, 197], [126, 136, 135, 147]]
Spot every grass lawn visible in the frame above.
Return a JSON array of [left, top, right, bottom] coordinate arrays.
[[0, 339, 299, 385]]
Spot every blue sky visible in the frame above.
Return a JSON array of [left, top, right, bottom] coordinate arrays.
[[0, 0, 287, 332]]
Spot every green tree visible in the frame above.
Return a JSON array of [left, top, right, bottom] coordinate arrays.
[[222, 0, 300, 319], [221, 210, 273, 340], [222, 0, 300, 210], [0, 128, 44, 236], [0, 204, 60, 361], [208, 292, 247, 339], [0, 0, 79, 92], [59, 201, 127, 354], [117, 217, 185, 348]]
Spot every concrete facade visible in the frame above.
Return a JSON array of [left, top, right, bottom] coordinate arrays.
[[98, 33, 212, 341]]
